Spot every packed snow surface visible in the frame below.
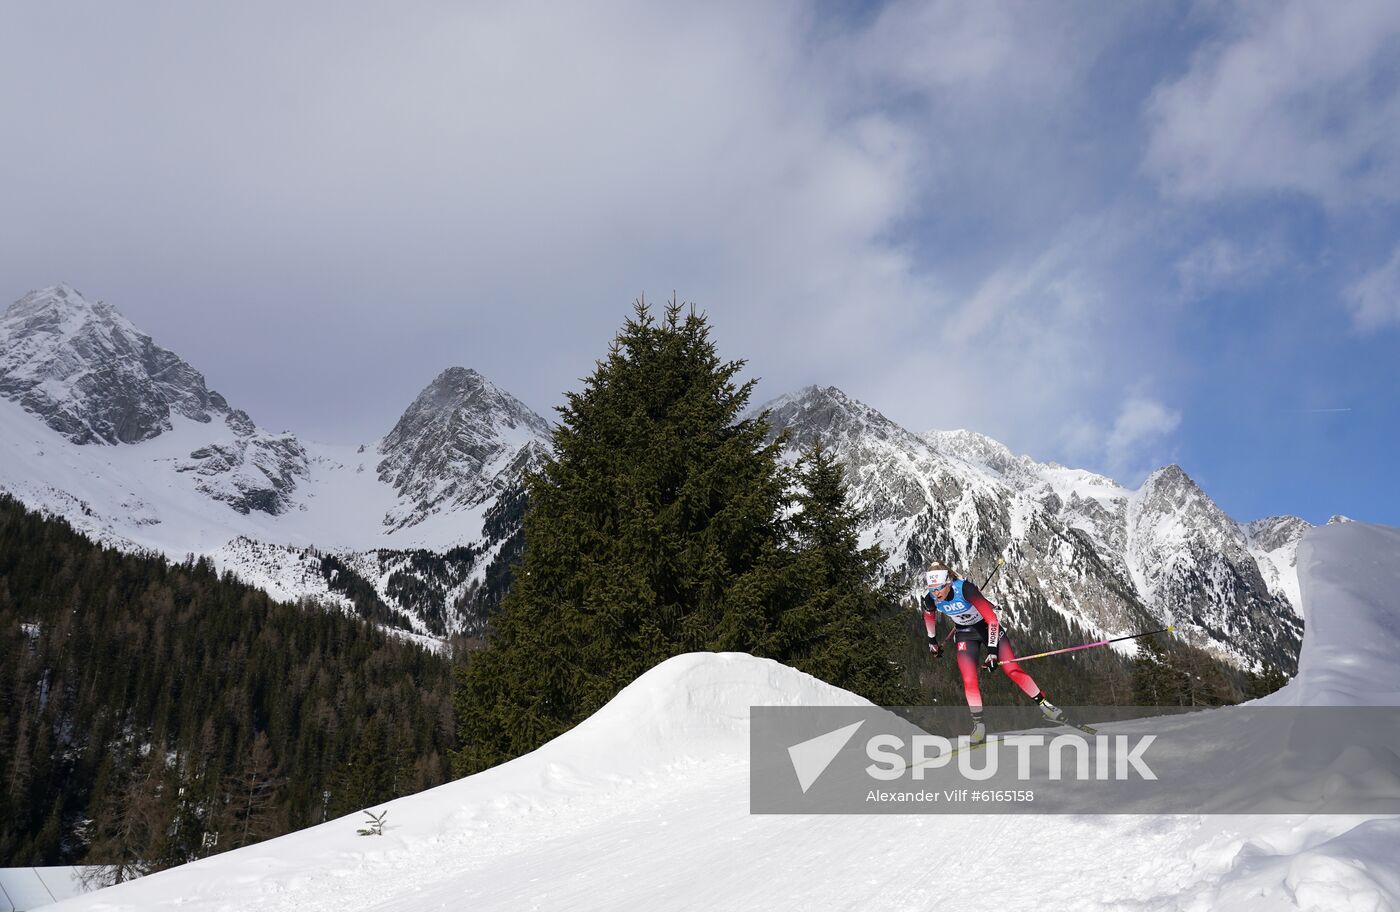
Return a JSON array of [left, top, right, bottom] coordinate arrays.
[[40, 523, 1400, 912]]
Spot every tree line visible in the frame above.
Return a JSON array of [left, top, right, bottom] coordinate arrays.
[[0, 495, 455, 876]]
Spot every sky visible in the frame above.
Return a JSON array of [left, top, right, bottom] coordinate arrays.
[[2, 0, 1398, 527]]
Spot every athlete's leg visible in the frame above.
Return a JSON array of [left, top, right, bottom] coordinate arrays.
[[995, 636, 1043, 699], [955, 636, 983, 711]]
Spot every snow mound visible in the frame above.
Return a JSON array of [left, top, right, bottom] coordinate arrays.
[[546, 651, 870, 758], [473, 651, 872, 791], [1263, 521, 1400, 705]]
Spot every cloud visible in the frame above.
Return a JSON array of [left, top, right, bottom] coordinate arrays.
[[1346, 244, 1400, 331], [1144, 0, 1400, 208], [1175, 235, 1283, 299], [0, 0, 1170, 468], [1105, 397, 1182, 481], [866, 200, 1186, 480], [818, 2, 1188, 471], [841, 0, 1143, 109], [0, 1, 929, 438], [0, 0, 1331, 503]]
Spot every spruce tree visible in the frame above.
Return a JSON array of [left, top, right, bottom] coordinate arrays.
[[1243, 663, 1289, 700], [770, 439, 912, 704], [453, 303, 929, 775], [453, 300, 789, 774], [1132, 636, 1191, 705]]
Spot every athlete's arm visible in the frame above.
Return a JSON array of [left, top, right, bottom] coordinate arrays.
[[921, 592, 942, 653]]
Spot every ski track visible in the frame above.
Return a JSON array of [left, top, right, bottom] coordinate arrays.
[[93, 755, 1271, 912]]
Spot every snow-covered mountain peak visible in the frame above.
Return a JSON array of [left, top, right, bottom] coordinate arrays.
[[1, 284, 311, 514], [383, 367, 551, 445], [1127, 463, 1249, 576], [3, 285, 166, 376], [757, 385, 922, 451], [0, 283, 225, 445], [1133, 464, 1274, 546], [1125, 463, 1301, 667], [375, 367, 552, 531], [5, 283, 104, 323], [1142, 463, 1191, 491]]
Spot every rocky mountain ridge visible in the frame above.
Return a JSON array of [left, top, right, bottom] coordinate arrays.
[[1, 287, 1309, 668]]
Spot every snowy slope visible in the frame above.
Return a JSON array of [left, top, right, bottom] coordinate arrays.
[[1124, 466, 1300, 665], [41, 521, 1400, 912], [0, 376, 535, 555], [0, 392, 535, 637]]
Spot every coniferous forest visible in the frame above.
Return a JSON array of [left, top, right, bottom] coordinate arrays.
[[0, 495, 454, 875]]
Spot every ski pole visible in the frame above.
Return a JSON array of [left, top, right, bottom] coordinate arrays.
[[1008, 626, 1174, 665], [943, 560, 1006, 643], [981, 557, 1005, 591]]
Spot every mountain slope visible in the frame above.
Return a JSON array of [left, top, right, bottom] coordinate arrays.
[[758, 386, 1302, 671], [1125, 466, 1300, 665], [1243, 514, 1310, 616], [0, 494, 456, 870]]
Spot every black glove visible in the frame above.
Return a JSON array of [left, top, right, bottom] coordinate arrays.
[[928, 641, 944, 659], [982, 652, 999, 672]]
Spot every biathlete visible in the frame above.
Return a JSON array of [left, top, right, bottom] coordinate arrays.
[[921, 561, 1066, 742]]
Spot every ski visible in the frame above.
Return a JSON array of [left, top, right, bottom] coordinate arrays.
[[1040, 708, 1097, 735], [910, 719, 1098, 776], [906, 736, 988, 773]]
